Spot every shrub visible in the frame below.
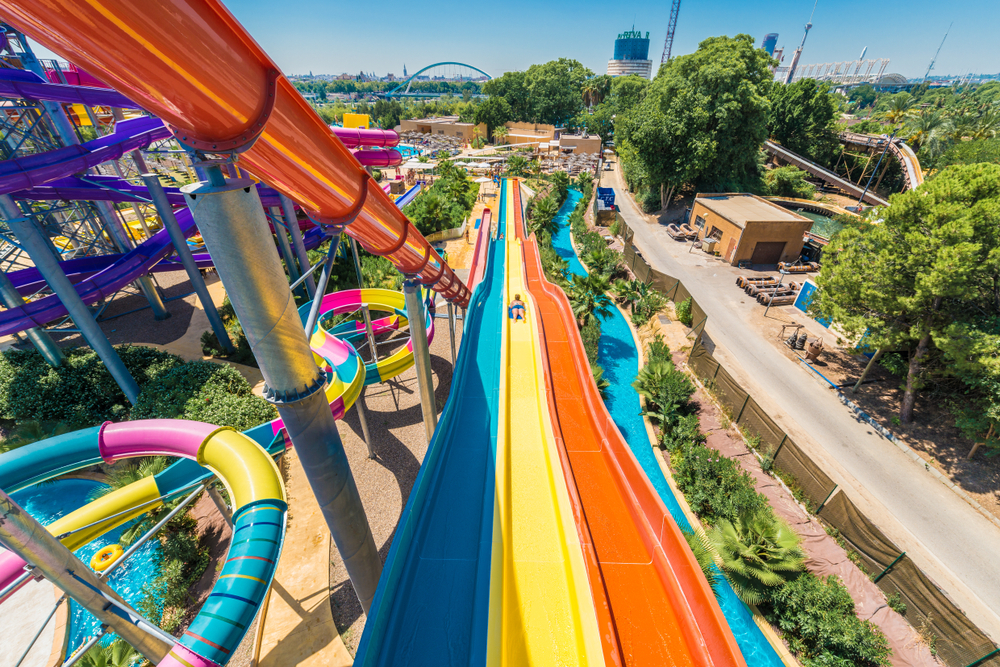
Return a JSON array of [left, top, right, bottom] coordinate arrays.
[[767, 573, 892, 667], [647, 335, 672, 364], [671, 439, 768, 525], [138, 511, 211, 633], [591, 363, 609, 399], [131, 361, 276, 431], [708, 509, 805, 605], [634, 358, 695, 427], [764, 165, 817, 200], [0, 346, 181, 426], [675, 296, 693, 326], [581, 319, 601, 364], [639, 186, 661, 213]]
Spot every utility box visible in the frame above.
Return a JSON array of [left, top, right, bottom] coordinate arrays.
[[702, 238, 718, 253], [596, 187, 615, 208]]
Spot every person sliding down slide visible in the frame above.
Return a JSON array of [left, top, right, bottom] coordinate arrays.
[[510, 294, 526, 321]]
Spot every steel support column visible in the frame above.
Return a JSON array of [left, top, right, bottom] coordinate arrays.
[[0, 490, 172, 663], [181, 168, 381, 612], [404, 278, 437, 443], [280, 194, 315, 298], [0, 270, 64, 366], [141, 173, 233, 352], [0, 195, 140, 402], [447, 301, 457, 366]]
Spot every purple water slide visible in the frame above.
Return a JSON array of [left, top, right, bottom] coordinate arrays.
[[0, 207, 196, 336], [10, 175, 285, 208], [0, 68, 135, 108], [352, 148, 403, 167], [333, 127, 400, 148], [0, 116, 170, 195]]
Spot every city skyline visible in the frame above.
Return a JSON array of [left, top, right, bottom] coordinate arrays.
[[29, 0, 998, 81]]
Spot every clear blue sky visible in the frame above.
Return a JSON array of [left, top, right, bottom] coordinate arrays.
[[31, 0, 999, 80]]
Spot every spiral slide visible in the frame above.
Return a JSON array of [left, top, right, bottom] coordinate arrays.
[[0, 420, 287, 667]]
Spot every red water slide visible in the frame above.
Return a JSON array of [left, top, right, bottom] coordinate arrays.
[[514, 186, 747, 665], [0, 0, 470, 305]]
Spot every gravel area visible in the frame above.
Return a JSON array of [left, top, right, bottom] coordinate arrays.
[[328, 318, 461, 655]]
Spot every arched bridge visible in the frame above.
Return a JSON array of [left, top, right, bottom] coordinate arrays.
[[384, 62, 492, 98]]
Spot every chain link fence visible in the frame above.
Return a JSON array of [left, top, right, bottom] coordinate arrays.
[[617, 217, 1000, 667]]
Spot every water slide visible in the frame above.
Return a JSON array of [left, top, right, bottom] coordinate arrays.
[[354, 184, 506, 665], [838, 131, 924, 191], [764, 140, 890, 207], [0, 419, 288, 667], [0, 0, 471, 306], [514, 182, 747, 665]]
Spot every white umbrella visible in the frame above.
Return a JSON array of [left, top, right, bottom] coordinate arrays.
[[474, 176, 492, 183]]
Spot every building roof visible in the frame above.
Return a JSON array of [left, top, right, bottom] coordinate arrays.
[[695, 194, 809, 228]]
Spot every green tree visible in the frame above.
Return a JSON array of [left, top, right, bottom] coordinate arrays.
[[882, 92, 915, 124], [849, 84, 878, 109], [568, 272, 613, 328], [768, 78, 839, 164], [904, 108, 951, 151], [683, 529, 722, 599], [764, 165, 816, 199], [474, 96, 512, 140], [506, 154, 529, 177], [811, 163, 1000, 423], [482, 70, 532, 121], [935, 137, 1000, 168], [524, 58, 594, 125], [617, 34, 773, 206], [549, 170, 570, 199], [77, 639, 145, 667], [528, 195, 559, 236], [708, 510, 805, 605]]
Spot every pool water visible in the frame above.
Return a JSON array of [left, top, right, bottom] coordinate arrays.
[[550, 189, 784, 667], [397, 144, 422, 159], [798, 210, 844, 240], [9, 478, 164, 654]]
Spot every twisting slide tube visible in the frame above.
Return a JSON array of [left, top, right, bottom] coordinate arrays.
[[0, 0, 472, 306], [0, 420, 287, 667]]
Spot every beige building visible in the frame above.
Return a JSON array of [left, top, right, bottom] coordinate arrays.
[[399, 116, 486, 143], [607, 59, 652, 78], [690, 193, 812, 266], [499, 121, 556, 146], [558, 134, 602, 154]]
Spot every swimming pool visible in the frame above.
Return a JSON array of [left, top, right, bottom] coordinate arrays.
[[10, 478, 164, 655], [396, 144, 422, 159], [798, 210, 844, 240], [550, 188, 785, 667]]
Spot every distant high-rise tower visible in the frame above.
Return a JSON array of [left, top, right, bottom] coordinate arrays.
[[403, 64, 407, 78], [761, 33, 778, 56], [607, 29, 653, 79]]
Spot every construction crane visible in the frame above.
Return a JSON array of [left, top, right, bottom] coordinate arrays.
[[783, 0, 819, 84], [922, 22, 952, 83], [661, 0, 681, 64]]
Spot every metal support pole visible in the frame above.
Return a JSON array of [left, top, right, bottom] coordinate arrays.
[[349, 237, 379, 362], [447, 302, 457, 366], [355, 389, 376, 459], [304, 238, 340, 340], [0, 270, 64, 366], [281, 194, 315, 298], [142, 173, 234, 352], [404, 278, 438, 443], [0, 490, 172, 663], [858, 127, 898, 207], [0, 195, 140, 403], [92, 200, 170, 320], [206, 484, 233, 528], [270, 207, 301, 288], [181, 168, 381, 612]]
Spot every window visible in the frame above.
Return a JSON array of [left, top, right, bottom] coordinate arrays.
[[694, 215, 706, 229], [708, 226, 724, 241]]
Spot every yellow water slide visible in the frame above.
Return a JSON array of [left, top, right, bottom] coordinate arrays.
[[486, 181, 606, 666]]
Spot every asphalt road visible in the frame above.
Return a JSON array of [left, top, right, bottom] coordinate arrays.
[[602, 164, 1000, 639]]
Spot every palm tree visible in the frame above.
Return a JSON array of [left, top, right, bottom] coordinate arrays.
[[528, 196, 560, 236], [77, 638, 145, 667], [550, 170, 570, 199], [883, 93, 915, 124], [972, 107, 1000, 140], [568, 272, 613, 328], [89, 457, 170, 545], [583, 247, 623, 279], [491, 125, 509, 144], [633, 358, 693, 426], [707, 510, 805, 605], [582, 80, 600, 109], [904, 109, 950, 150], [506, 154, 529, 177], [590, 363, 610, 399], [683, 528, 721, 599]]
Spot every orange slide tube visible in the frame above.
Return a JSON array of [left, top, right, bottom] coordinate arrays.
[[1, 0, 470, 305], [513, 186, 747, 666]]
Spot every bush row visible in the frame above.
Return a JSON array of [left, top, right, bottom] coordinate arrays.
[[645, 341, 891, 667], [0, 346, 276, 439]]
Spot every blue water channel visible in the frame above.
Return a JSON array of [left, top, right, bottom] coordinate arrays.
[[10, 479, 164, 655], [551, 189, 785, 667]]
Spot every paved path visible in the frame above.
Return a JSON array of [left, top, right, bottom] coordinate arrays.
[[603, 164, 1000, 639]]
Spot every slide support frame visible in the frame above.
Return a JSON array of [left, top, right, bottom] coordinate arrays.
[[181, 166, 382, 612], [404, 277, 437, 443]]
